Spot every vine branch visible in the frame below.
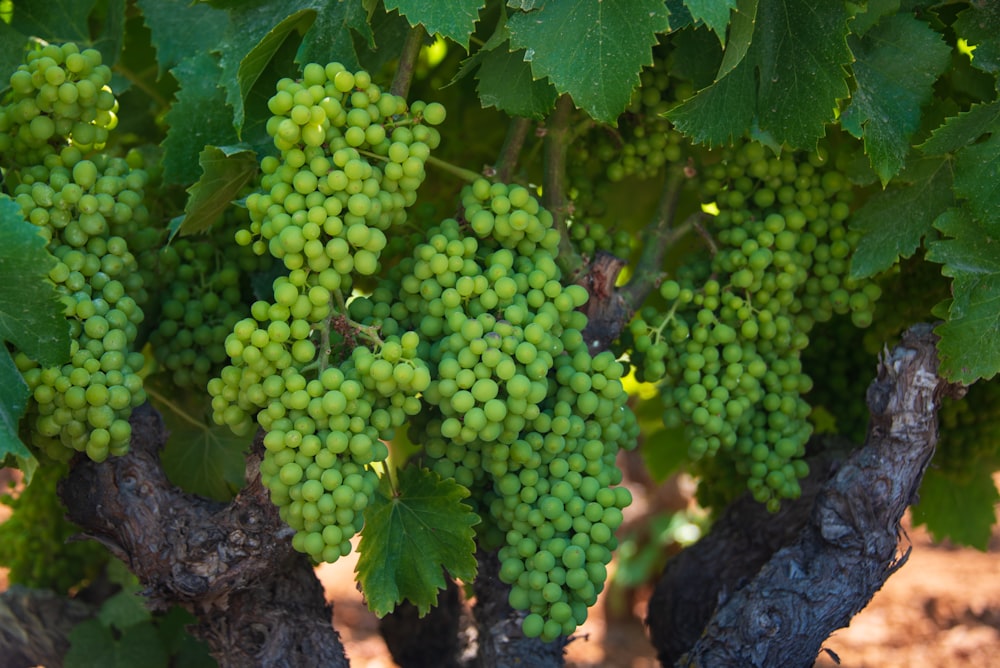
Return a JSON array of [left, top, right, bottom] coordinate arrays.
[[543, 94, 584, 280], [493, 116, 533, 182], [648, 323, 967, 667], [57, 405, 350, 668], [620, 168, 700, 313], [391, 24, 426, 99]]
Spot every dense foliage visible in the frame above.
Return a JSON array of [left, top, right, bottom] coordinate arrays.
[[2, 0, 1000, 661]]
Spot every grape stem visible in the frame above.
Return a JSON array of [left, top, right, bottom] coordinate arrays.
[[492, 117, 533, 182], [620, 168, 705, 313], [143, 385, 209, 432], [425, 155, 483, 182], [113, 62, 170, 111], [544, 94, 585, 280], [391, 24, 426, 99]]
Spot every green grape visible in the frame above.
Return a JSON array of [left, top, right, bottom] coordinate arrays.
[[239, 61, 444, 291], [621, 136, 881, 511], [0, 42, 117, 167], [341, 182, 636, 641], [8, 126, 148, 462]]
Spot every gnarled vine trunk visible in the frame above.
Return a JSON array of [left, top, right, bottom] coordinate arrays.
[[29, 323, 957, 668]]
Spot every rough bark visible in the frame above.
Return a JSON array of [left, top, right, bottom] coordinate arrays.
[[645, 437, 852, 665], [647, 323, 964, 667], [0, 586, 95, 668], [58, 403, 349, 668], [379, 578, 467, 668]]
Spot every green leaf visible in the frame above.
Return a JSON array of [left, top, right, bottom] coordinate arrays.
[[98, 590, 153, 630], [136, 0, 230, 77], [357, 466, 479, 617], [235, 9, 316, 134], [10, 0, 94, 45], [90, 0, 127, 68], [162, 52, 240, 185], [953, 1, 1000, 76], [0, 346, 35, 474], [476, 42, 557, 120], [147, 376, 248, 501], [953, 130, 1000, 233], [297, 0, 371, 72], [912, 466, 999, 551], [669, 0, 851, 149], [849, 157, 954, 279], [684, 0, 736, 44], [840, 14, 951, 184], [508, 0, 671, 124], [715, 0, 757, 80], [0, 196, 71, 366], [919, 101, 1000, 156], [927, 208, 1000, 383], [179, 145, 258, 235], [0, 23, 29, 84], [385, 0, 484, 48], [66, 618, 170, 668], [849, 0, 900, 37], [640, 426, 688, 483]]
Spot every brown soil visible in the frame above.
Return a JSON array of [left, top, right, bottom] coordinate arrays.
[[317, 512, 1000, 668], [2, 465, 999, 667]]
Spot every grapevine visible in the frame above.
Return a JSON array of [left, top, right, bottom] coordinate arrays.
[[2, 4, 999, 665]]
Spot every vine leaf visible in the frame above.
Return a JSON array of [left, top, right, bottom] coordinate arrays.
[[669, 0, 851, 148], [919, 101, 1000, 157], [9, 0, 93, 46], [0, 197, 71, 367], [476, 41, 558, 120], [684, 0, 736, 45], [507, 0, 670, 124], [953, 130, 1000, 233], [841, 14, 951, 184], [357, 465, 479, 617], [297, 0, 372, 72], [178, 145, 258, 235], [385, 0, 485, 49], [912, 467, 1000, 551], [0, 347, 34, 475], [147, 376, 248, 502], [233, 9, 317, 134], [927, 208, 1000, 383], [136, 0, 230, 77], [849, 156, 954, 279], [953, 1, 1000, 76], [161, 52, 239, 185]]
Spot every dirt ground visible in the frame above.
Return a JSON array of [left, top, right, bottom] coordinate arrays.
[[2, 465, 999, 667], [318, 511, 1000, 668]]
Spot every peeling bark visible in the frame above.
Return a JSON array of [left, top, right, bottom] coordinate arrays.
[[647, 323, 965, 667], [645, 437, 852, 665], [58, 404, 349, 668]]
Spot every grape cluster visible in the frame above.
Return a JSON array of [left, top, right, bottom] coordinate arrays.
[[349, 179, 638, 641], [208, 63, 444, 562], [8, 145, 149, 462], [0, 462, 108, 593], [238, 61, 445, 286], [0, 42, 117, 167], [627, 139, 881, 510], [147, 212, 272, 392]]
